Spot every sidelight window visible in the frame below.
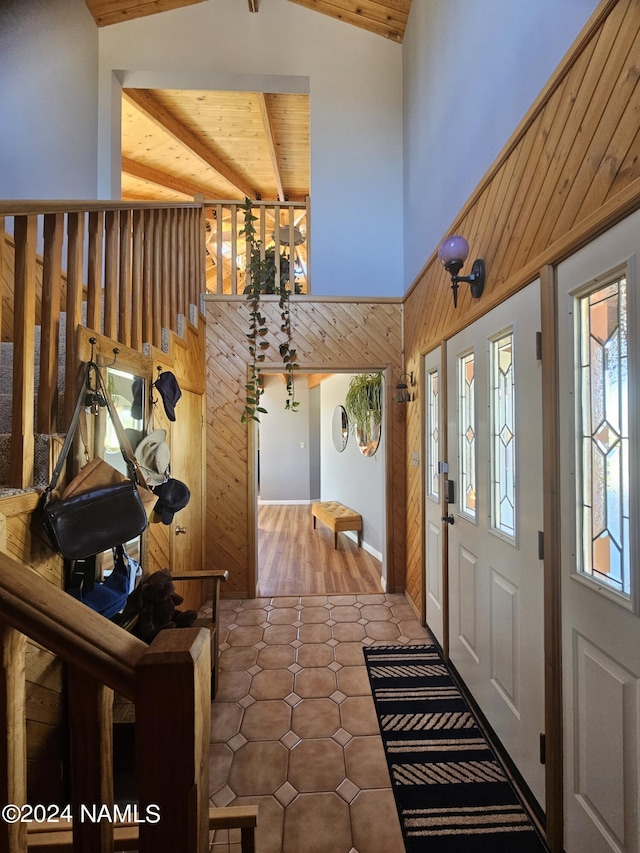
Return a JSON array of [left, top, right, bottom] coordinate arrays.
[[490, 332, 516, 538], [575, 273, 630, 597], [427, 367, 440, 500], [458, 350, 476, 519]]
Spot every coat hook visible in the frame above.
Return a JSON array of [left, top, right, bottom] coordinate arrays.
[[106, 347, 120, 367], [89, 336, 97, 363]]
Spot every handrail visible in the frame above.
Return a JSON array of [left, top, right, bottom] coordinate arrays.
[[0, 200, 202, 216], [0, 551, 145, 699]]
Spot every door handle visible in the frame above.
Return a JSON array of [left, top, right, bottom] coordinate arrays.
[[441, 514, 455, 525], [175, 526, 188, 535]]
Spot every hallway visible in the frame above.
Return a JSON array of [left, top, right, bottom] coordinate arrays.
[[209, 593, 431, 852]]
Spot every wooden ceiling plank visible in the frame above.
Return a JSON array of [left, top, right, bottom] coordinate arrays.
[[287, 0, 409, 42], [256, 93, 285, 202], [122, 156, 211, 199], [123, 89, 257, 199], [86, 0, 206, 27]]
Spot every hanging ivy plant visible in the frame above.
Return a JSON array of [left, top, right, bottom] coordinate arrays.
[[240, 198, 299, 421]]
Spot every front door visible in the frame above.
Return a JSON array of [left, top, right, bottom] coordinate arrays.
[[424, 346, 444, 647], [557, 210, 640, 853], [446, 281, 545, 806]]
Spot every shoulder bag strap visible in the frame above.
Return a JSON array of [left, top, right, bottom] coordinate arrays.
[[43, 361, 92, 500]]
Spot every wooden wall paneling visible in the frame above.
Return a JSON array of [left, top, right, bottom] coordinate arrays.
[[103, 210, 119, 341], [606, 124, 640, 200], [0, 621, 27, 853], [566, 26, 640, 228], [86, 211, 104, 335], [0, 217, 4, 346], [37, 214, 63, 435], [205, 297, 403, 598], [119, 209, 133, 348], [548, 0, 639, 241], [9, 216, 37, 489], [131, 208, 144, 350]]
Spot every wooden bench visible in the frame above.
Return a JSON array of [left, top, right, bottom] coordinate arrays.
[[312, 501, 362, 549]]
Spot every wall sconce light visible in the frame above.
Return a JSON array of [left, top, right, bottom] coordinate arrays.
[[396, 372, 415, 403], [438, 235, 485, 308]]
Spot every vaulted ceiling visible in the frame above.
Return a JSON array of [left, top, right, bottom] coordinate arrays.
[[84, 0, 412, 42], [95, 0, 411, 203]]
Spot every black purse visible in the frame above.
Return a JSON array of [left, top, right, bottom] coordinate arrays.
[[40, 361, 148, 560]]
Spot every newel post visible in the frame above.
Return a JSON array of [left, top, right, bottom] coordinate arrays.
[[0, 620, 27, 853], [135, 627, 211, 853]]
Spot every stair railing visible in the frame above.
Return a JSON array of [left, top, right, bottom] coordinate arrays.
[[0, 200, 204, 490], [0, 550, 256, 853]]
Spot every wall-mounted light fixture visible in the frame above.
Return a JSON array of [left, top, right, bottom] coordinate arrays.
[[438, 235, 485, 308], [396, 372, 415, 403]]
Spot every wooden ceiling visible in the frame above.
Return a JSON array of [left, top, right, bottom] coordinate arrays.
[[121, 87, 310, 203], [85, 0, 412, 42]]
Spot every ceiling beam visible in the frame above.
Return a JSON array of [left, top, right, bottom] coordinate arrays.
[[256, 94, 285, 203], [123, 89, 257, 200], [122, 156, 211, 199], [248, 0, 259, 10]]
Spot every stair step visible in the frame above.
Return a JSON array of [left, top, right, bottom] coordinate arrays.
[[0, 433, 62, 489]]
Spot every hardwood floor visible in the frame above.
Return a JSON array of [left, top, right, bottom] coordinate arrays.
[[257, 503, 384, 597]]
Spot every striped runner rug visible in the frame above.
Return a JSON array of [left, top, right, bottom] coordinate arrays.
[[363, 644, 548, 852]]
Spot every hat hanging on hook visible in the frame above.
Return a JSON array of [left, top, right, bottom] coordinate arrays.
[[153, 370, 182, 422]]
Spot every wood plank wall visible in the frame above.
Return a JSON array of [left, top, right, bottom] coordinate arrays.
[[204, 296, 404, 598], [402, 0, 640, 612]]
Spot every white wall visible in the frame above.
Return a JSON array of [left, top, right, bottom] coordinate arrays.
[[95, 0, 404, 297], [0, 0, 98, 199], [402, 0, 601, 289], [320, 374, 385, 562], [259, 375, 313, 502]]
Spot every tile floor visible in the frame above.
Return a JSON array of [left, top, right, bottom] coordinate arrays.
[[209, 593, 432, 853]]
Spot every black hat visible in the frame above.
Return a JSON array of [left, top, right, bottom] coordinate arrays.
[[131, 377, 144, 420], [154, 371, 182, 421], [153, 478, 190, 524]]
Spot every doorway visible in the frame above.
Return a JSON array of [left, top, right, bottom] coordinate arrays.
[[254, 371, 388, 597]]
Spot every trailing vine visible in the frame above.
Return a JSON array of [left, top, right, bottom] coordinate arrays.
[[240, 198, 299, 421]]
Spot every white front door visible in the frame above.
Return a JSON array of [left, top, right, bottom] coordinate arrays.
[[424, 346, 444, 646], [557, 210, 640, 853], [446, 281, 545, 806]]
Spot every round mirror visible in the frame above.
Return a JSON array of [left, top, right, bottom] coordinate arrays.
[[356, 413, 381, 457], [331, 406, 349, 452]]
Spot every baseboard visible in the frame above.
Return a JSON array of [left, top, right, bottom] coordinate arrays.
[[258, 499, 314, 505], [342, 530, 382, 562]]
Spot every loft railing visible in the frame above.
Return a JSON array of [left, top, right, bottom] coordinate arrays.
[[204, 198, 310, 295], [0, 550, 257, 853]]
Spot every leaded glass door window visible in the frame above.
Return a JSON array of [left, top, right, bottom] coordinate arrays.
[[575, 272, 630, 598], [458, 350, 476, 519], [490, 332, 516, 539], [427, 367, 440, 500]]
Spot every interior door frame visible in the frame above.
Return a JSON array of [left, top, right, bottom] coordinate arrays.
[[247, 363, 396, 598]]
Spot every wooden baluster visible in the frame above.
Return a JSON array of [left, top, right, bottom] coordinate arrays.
[[37, 213, 63, 435], [215, 204, 223, 295], [0, 216, 5, 353], [136, 628, 211, 853], [305, 195, 311, 293], [0, 621, 27, 853], [104, 210, 118, 340], [231, 206, 238, 296], [259, 203, 266, 257], [274, 204, 281, 287], [188, 208, 197, 313], [152, 209, 162, 348], [67, 667, 114, 853], [9, 215, 37, 488], [161, 209, 170, 336], [65, 213, 85, 424], [142, 208, 154, 348], [197, 202, 205, 309], [288, 205, 296, 293], [119, 209, 132, 347], [177, 209, 186, 317], [131, 208, 143, 351], [86, 210, 104, 334], [169, 207, 178, 331]]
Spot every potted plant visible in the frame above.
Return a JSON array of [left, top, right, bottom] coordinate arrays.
[[344, 373, 382, 456]]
